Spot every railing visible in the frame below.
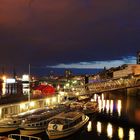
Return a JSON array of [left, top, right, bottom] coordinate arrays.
[[8, 134, 41, 140], [73, 77, 140, 96]]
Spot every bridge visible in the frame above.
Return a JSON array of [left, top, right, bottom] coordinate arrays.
[[74, 76, 140, 96]]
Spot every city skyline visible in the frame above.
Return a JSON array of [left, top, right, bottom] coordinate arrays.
[[0, 0, 140, 75]]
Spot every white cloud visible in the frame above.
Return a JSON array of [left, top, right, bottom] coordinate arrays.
[[47, 56, 136, 69]]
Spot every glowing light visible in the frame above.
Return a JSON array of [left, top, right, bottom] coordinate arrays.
[[2, 76, 6, 82], [90, 98, 95, 102], [117, 100, 122, 116], [101, 94, 104, 100], [46, 98, 50, 105], [107, 123, 113, 139], [6, 79, 16, 83], [2, 82, 6, 95], [76, 92, 79, 96], [30, 101, 35, 107], [98, 99, 102, 112], [20, 103, 26, 110], [57, 85, 60, 90], [102, 100, 106, 111], [87, 121, 92, 132], [97, 121, 102, 135], [110, 100, 114, 114], [118, 127, 124, 139], [94, 94, 97, 101], [52, 97, 57, 103], [106, 100, 110, 114], [0, 108, 2, 118], [22, 75, 29, 81], [129, 128, 135, 140]]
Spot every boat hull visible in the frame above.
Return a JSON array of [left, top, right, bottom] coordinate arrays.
[[46, 116, 89, 139], [0, 127, 17, 133], [20, 128, 45, 136]]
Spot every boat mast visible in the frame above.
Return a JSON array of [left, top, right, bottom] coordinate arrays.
[[28, 64, 31, 104]]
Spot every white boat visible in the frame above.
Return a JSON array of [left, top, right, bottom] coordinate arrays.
[[70, 102, 84, 110], [8, 134, 41, 140], [46, 111, 89, 139], [20, 108, 66, 135], [0, 107, 52, 133], [83, 101, 98, 114]]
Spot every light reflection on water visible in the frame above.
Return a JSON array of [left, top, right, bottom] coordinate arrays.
[[84, 118, 137, 140], [118, 127, 124, 140]]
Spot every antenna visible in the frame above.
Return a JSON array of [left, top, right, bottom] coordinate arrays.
[[28, 64, 31, 105]]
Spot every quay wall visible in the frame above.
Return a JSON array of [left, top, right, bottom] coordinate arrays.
[[0, 94, 63, 119]]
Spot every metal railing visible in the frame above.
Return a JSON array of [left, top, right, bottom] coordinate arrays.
[[8, 134, 41, 140]]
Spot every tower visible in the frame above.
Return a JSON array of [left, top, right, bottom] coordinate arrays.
[[137, 51, 140, 64]]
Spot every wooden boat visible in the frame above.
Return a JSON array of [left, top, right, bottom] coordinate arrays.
[[0, 107, 53, 133], [46, 111, 89, 139], [20, 108, 66, 135]]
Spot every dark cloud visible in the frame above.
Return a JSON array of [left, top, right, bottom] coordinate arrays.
[[0, 0, 140, 75]]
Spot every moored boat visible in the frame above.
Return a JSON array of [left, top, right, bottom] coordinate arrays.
[[83, 101, 98, 114], [70, 102, 84, 111], [8, 134, 41, 140], [46, 111, 89, 139], [0, 107, 53, 133], [20, 108, 66, 135]]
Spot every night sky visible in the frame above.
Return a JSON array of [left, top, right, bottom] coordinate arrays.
[[0, 0, 140, 76]]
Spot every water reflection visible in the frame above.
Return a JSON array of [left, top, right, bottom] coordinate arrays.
[[97, 121, 102, 135], [118, 127, 124, 140], [129, 128, 135, 140], [87, 121, 92, 132], [117, 100, 122, 117], [110, 100, 113, 115], [107, 123, 113, 139]]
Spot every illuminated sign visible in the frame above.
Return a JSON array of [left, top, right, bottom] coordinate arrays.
[[6, 79, 16, 83], [22, 75, 29, 81]]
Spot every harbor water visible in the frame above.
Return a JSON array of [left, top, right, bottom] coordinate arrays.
[[1, 90, 140, 140]]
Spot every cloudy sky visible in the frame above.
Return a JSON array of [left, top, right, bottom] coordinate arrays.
[[0, 0, 139, 75]]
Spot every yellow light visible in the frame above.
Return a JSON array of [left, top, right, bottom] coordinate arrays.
[[0, 108, 1, 118], [118, 127, 124, 139], [52, 97, 56, 103], [98, 99, 102, 112], [129, 128, 135, 140], [30, 101, 35, 107], [20, 103, 26, 110], [76, 92, 79, 96], [2, 76, 6, 82], [46, 98, 50, 104], [87, 121, 92, 132], [117, 100, 122, 116]]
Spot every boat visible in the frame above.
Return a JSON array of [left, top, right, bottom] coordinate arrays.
[[69, 102, 84, 111], [83, 101, 98, 115], [0, 107, 53, 133], [46, 111, 89, 139], [8, 134, 41, 140], [19, 107, 66, 135], [0, 136, 15, 140]]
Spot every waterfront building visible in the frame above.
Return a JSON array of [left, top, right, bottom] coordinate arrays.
[[137, 51, 140, 64], [113, 64, 140, 79]]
